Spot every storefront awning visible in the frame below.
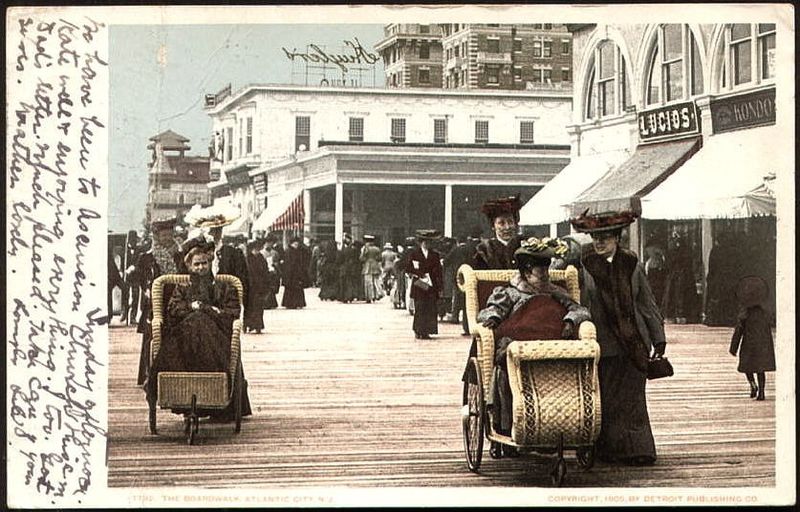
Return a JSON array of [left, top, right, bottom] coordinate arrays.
[[641, 127, 777, 219], [570, 137, 702, 217], [252, 191, 304, 232], [519, 150, 630, 226], [222, 214, 248, 236]]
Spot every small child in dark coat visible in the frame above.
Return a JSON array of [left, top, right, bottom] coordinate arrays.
[[729, 278, 776, 401]]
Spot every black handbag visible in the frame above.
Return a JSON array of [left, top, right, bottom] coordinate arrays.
[[647, 355, 674, 380]]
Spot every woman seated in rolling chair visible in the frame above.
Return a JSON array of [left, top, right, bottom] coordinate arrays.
[[151, 237, 252, 420], [477, 237, 591, 445]]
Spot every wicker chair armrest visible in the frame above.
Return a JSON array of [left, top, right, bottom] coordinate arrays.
[[229, 318, 242, 377], [150, 318, 162, 366], [578, 320, 597, 342], [506, 338, 600, 365]]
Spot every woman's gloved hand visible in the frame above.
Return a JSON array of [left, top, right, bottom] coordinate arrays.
[[481, 316, 500, 329], [652, 342, 666, 357], [561, 320, 575, 339]]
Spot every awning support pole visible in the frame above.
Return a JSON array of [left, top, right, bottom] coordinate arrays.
[[444, 184, 453, 238], [335, 182, 344, 246]]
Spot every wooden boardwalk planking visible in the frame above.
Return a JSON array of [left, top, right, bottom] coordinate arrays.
[[107, 290, 775, 488]]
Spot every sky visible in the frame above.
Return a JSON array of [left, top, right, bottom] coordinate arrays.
[[109, 24, 385, 232]]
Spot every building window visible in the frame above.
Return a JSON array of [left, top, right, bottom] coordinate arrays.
[[419, 43, 430, 59], [543, 41, 552, 58], [513, 66, 522, 80], [487, 37, 500, 53], [562, 41, 570, 55], [475, 120, 489, 143], [584, 40, 632, 120], [533, 24, 543, 29], [533, 40, 542, 58], [419, 24, 430, 34], [419, 67, 431, 84], [645, 24, 704, 105], [391, 118, 406, 143], [349, 117, 364, 142], [562, 68, 571, 82], [179, 194, 184, 205], [295, 115, 310, 151], [246, 117, 253, 154], [434, 118, 447, 144], [226, 127, 233, 161], [758, 23, 776, 80], [544, 23, 553, 30], [520, 121, 535, 144], [239, 118, 246, 157], [462, 41, 468, 57], [454, 44, 460, 57], [486, 65, 500, 84], [543, 68, 552, 83], [513, 38, 522, 52]]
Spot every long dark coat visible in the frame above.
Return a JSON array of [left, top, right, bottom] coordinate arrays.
[[216, 244, 250, 303], [471, 236, 521, 270], [337, 243, 362, 302], [281, 245, 309, 308], [581, 245, 665, 463], [244, 253, 270, 331], [406, 246, 443, 337], [730, 306, 776, 373], [318, 241, 340, 300]]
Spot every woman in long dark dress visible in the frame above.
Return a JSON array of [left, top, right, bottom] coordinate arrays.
[[318, 239, 340, 301], [729, 276, 776, 401], [572, 210, 666, 466], [405, 230, 443, 339], [244, 240, 269, 333], [281, 237, 309, 309], [261, 238, 280, 310], [153, 247, 239, 374], [150, 242, 253, 420]]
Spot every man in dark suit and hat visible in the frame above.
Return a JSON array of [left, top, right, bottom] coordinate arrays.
[[471, 194, 523, 270]]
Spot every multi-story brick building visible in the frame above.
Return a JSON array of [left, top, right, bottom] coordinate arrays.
[[145, 130, 212, 225], [375, 23, 573, 91]]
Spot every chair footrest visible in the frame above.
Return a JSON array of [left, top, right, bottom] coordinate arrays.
[[157, 372, 229, 408], [507, 339, 599, 362]]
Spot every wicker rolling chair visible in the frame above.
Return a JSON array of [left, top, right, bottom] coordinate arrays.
[[457, 264, 601, 484], [148, 273, 244, 444]]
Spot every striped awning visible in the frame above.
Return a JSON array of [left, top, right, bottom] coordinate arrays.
[[272, 193, 304, 231]]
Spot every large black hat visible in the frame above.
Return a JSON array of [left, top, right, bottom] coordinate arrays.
[[181, 236, 215, 266], [480, 194, 522, 223], [415, 229, 441, 241], [570, 209, 638, 234], [736, 275, 769, 308]]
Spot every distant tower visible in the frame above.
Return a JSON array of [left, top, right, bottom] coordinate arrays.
[[145, 130, 212, 225]]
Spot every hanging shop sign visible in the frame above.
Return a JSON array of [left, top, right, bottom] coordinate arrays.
[[710, 87, 775, 134], [637, 101, 701, 144]]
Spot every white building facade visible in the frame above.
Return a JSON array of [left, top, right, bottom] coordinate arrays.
[[521, 22, 781, 324], [205, 84, 572, 245]]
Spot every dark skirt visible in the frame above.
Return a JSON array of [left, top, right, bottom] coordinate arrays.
[[263, 272, 280, 309], [413, 296, 438, 336], [597, 354, 657, 463], [244, 294, 265, 331], [152, 311, 231, 374], [282, 284, 306, 309]]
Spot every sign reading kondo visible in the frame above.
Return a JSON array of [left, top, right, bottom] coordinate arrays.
[[637, 101, 701, 144], [710, 87, 776, 134]]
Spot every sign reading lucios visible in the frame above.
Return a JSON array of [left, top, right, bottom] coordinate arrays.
[[637, 101, 700, 144], [282, 38, 380, 73], [710, 87, 775, 134]]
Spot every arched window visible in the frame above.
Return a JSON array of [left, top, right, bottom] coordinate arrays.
[[717, 24, 775, 90], [644, 24, 704, 106], [584, 40, 631, 120]]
